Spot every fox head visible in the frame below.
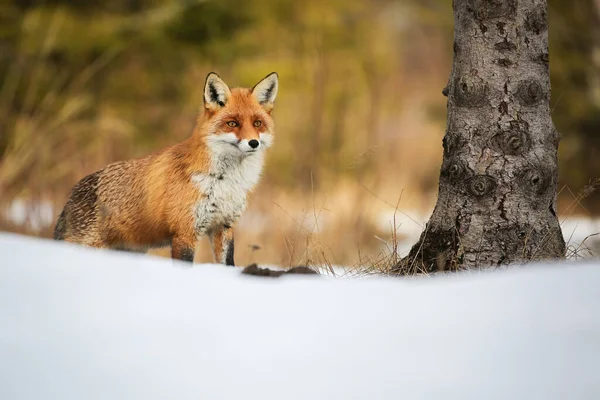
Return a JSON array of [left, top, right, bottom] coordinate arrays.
[[201, 72, 278, 155]]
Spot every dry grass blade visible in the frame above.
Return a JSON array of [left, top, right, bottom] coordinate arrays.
[[360, 184, 423, 228]]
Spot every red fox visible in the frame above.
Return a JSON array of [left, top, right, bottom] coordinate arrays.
[[53, 72, 279, 265]]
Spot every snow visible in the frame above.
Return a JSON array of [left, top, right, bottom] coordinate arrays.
[[1, 232, 599, 400], [3, 200, 55, 231]]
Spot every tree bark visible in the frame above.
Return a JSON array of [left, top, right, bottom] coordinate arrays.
[[394, 0, 565, 274]]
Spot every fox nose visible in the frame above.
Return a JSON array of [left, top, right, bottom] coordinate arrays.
[[248, 139, 260, 149]]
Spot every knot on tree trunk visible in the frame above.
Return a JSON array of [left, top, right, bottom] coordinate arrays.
[[494, 39, 517, 52], [518, 166, 553, 198], [453, 73, 488, 107], [442, 158, 469, 183], [516, 79, 546, 106], [467, 175, 496, 197], [467, 0, 516, 20], [442, 132, 468, 156], [525, 6, 548, 34], [533, 52, 550, 68], [490, 120, 531, 155]]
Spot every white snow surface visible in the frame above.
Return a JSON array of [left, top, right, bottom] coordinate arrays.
[[1, 233, 599, 400]]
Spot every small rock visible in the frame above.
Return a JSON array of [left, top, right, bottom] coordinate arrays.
[[242, 264, 319, 277]]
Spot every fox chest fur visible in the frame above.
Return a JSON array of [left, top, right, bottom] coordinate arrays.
[[191, 151, 264, 235]]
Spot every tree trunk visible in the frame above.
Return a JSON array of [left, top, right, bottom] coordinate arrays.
[[394, 0, 565, 274]]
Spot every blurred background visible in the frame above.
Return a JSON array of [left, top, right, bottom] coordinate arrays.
[[1, 0, 599, 268]]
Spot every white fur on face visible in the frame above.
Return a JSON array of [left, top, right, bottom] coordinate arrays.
[[259, 133, 274, 149], [238, 138, 258, 153], [205, 132, 241, 155], [206, 132, 273, 155]]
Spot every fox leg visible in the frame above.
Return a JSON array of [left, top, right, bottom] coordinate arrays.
[[171, 234, 195, 263], [210, 224, 235, 266]]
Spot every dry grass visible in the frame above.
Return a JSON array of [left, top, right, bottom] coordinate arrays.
[[562, 179, 600, 260]]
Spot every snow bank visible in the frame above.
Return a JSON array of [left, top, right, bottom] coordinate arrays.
[[1, 232, 599, 400]]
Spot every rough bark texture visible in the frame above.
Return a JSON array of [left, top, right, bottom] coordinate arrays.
[[394, 0, 565, 274]]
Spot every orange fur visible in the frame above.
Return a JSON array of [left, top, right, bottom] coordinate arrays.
[[54, 72, 278, 265]]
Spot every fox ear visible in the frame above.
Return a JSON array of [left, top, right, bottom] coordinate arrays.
[[251, 72, 278, 111], [204, 72, 231, 110]]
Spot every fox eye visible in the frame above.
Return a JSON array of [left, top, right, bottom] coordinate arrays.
[[227, 121, 238, 128], [253, 120, 262, 127]]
